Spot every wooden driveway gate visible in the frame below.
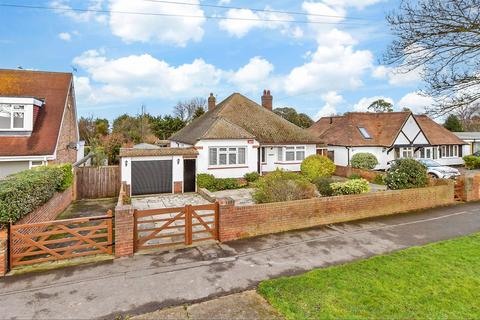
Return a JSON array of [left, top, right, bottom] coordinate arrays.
[[9, 211, 113, 268], [134, 203, 219, 251]]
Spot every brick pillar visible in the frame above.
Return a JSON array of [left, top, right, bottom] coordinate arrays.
[[0, 228, 8, 276], [115, 205, 135, 258], [217, 197, 235, 242], [174, 181, 183, 194]]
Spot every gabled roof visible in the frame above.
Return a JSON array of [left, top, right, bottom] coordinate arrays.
[[170, 93, 321, 145], [309, 112, 465, 147], [0, 69, 73, 157]]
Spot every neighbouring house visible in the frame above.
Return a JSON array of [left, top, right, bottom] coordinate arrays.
[[0, 69, 82, 179], [454, 132, 480, 156], [120, 91, 323, 195], [308, 112, 467, 170]]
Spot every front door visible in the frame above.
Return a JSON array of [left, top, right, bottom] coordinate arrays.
[[183, 159, 196, 193]]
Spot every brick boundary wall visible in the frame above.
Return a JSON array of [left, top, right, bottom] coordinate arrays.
[[218, 181, 454, 242], [16, 187, 73, 225], [335, 165, 385, 182], [456, 174, 480, 202]]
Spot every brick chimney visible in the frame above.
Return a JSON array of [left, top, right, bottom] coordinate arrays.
[[261, 90, 272, 111], [208, 93, 216, 111]]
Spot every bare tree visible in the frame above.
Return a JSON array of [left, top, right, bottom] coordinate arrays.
[[173, 97, 206, 122], [384, 0, 480, 116], [455, 104, 480, 130]]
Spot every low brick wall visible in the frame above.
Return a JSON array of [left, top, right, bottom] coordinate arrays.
[[335, 165, 385, 182], [456, 174, 480, 202], [219, 182, 454, 242], [115, 183, 135, 258], [16, 187, 73, 225]]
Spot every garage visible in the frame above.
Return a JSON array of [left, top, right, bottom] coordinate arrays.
[[131, 160, 172, 195], [120, 145, 199, 196]]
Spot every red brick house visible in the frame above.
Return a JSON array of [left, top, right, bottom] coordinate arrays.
[[0, 70, 81, 178]]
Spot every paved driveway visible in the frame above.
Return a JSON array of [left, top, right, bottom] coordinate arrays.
[[132, 194, 210, 210], [1, 202, 479, 319]]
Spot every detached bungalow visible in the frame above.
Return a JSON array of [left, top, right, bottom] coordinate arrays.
[[308, 111, 466, 170], [120, 91, 323, 195], [0, 70, 82, 179]]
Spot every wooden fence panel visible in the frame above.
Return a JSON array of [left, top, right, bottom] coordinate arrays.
[[75, 166, 121, 199]]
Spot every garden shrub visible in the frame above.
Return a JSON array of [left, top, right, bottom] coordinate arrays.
[[0, 164, 73, 224], [348, 173, 362, 180], [463, 155, 480, 170], [330, 178, 370, 196], [253, 169, 316, 204], [385, 158, 428, 190], [372, 174, 386, 185], [300, 155, 336, 181], [313, 177, 334, 197], [197, 174, 241, 191], [244, 172, 260, 183], [350, 153, 379, 170]]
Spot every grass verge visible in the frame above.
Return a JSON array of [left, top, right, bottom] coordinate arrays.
[[258, 233, 480, 319]]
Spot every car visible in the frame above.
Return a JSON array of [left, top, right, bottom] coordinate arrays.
[[387, 158, 461, 179], [473, 151, 480, 157]]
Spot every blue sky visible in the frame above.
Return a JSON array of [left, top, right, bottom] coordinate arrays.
[[0, 0, 434, 122]]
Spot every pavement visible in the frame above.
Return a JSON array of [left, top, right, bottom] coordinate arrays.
[[1, 201, 479, 319], [211, 188, 256, 206], [132, 193, 210, 210]]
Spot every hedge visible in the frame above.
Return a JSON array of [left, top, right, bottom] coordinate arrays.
[[330, 178, 370, 196], [463, 155, 480, 170], [300, 155, 336, 181], [197, 173, 242, 191], [385, 158, 428, 190], [350, 153, 378, 170], [0, 164, 73, 224]]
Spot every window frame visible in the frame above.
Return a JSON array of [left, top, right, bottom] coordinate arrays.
[[277, 145, 306, 163], [0, 104, 26, 130], [208, 146, 247, 167]]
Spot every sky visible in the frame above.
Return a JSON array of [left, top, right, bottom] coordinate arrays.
[[0, 0, 435, 122]]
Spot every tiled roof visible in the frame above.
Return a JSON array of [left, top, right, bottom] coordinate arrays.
[[0, 69, 72, 157], [170, 93, 322, 145], [119, 147, 199, 157], [309, 112, 466, 147]]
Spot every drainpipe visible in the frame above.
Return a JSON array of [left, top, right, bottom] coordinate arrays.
[[346, 146, 351, 166]]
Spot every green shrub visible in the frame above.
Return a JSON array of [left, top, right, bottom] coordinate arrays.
[[463, 155, 480, 170], [300, 155, 336, 181], [196, 174, 241, 191], [197, 174, 217, 190], [244, 172, 260, 183], [0, 164, 73, 224], [348, 173, 362, 180], [385, 158, 428, 190], [313, 177, 334, 197], [253, 169, 316, 204], [330, 178, 370, 196], [372, 174, 386, 185], [350, 153, 379, 170]]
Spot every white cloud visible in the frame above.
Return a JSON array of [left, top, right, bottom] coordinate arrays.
[[372, 65, 422, 87], [109, 0, 205, 46], [322, 0, 384, 10], [58, 32, 72, 41], [397, 92, 435, 114], [50, 0, 107, 23], [218, 0, 231, 4], [218, 7, 296, 38], [352, 96, 394, 112], [315, 91, 344, 119], [285, 28, 373, 95], [228, 57, 274, 93]]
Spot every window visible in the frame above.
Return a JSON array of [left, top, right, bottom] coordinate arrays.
[[261, 147, 266, 163], [441, 145, 458, 158], [358, 127, 372, 139], [279, 146, 306, 162], [208, 147, 246, 167], [0, 104, 25, 130], [401, 147, 414, 158], [30, 160, 45, 168]]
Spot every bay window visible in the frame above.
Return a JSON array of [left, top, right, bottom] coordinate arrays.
[[0, 104, 25, 130], [440, 145, 458, 158], [209, 147, 246, 166]]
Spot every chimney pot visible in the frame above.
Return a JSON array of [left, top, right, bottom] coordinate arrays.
[[208, 93, 216, 111], [261, 89, 273, 111]]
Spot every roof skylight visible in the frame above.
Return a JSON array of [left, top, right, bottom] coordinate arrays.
[[358, 127, 372, 139]]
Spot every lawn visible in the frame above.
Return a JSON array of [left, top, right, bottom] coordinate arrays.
[[258, 233, 480, 319]]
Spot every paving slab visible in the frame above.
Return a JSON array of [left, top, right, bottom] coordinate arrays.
[[133, 290, 282, 320]]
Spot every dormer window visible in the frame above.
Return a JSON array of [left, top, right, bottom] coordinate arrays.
[[358, 127, 372, 139], [0, 97, 43, 132], [0, 104, 25, 129]]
